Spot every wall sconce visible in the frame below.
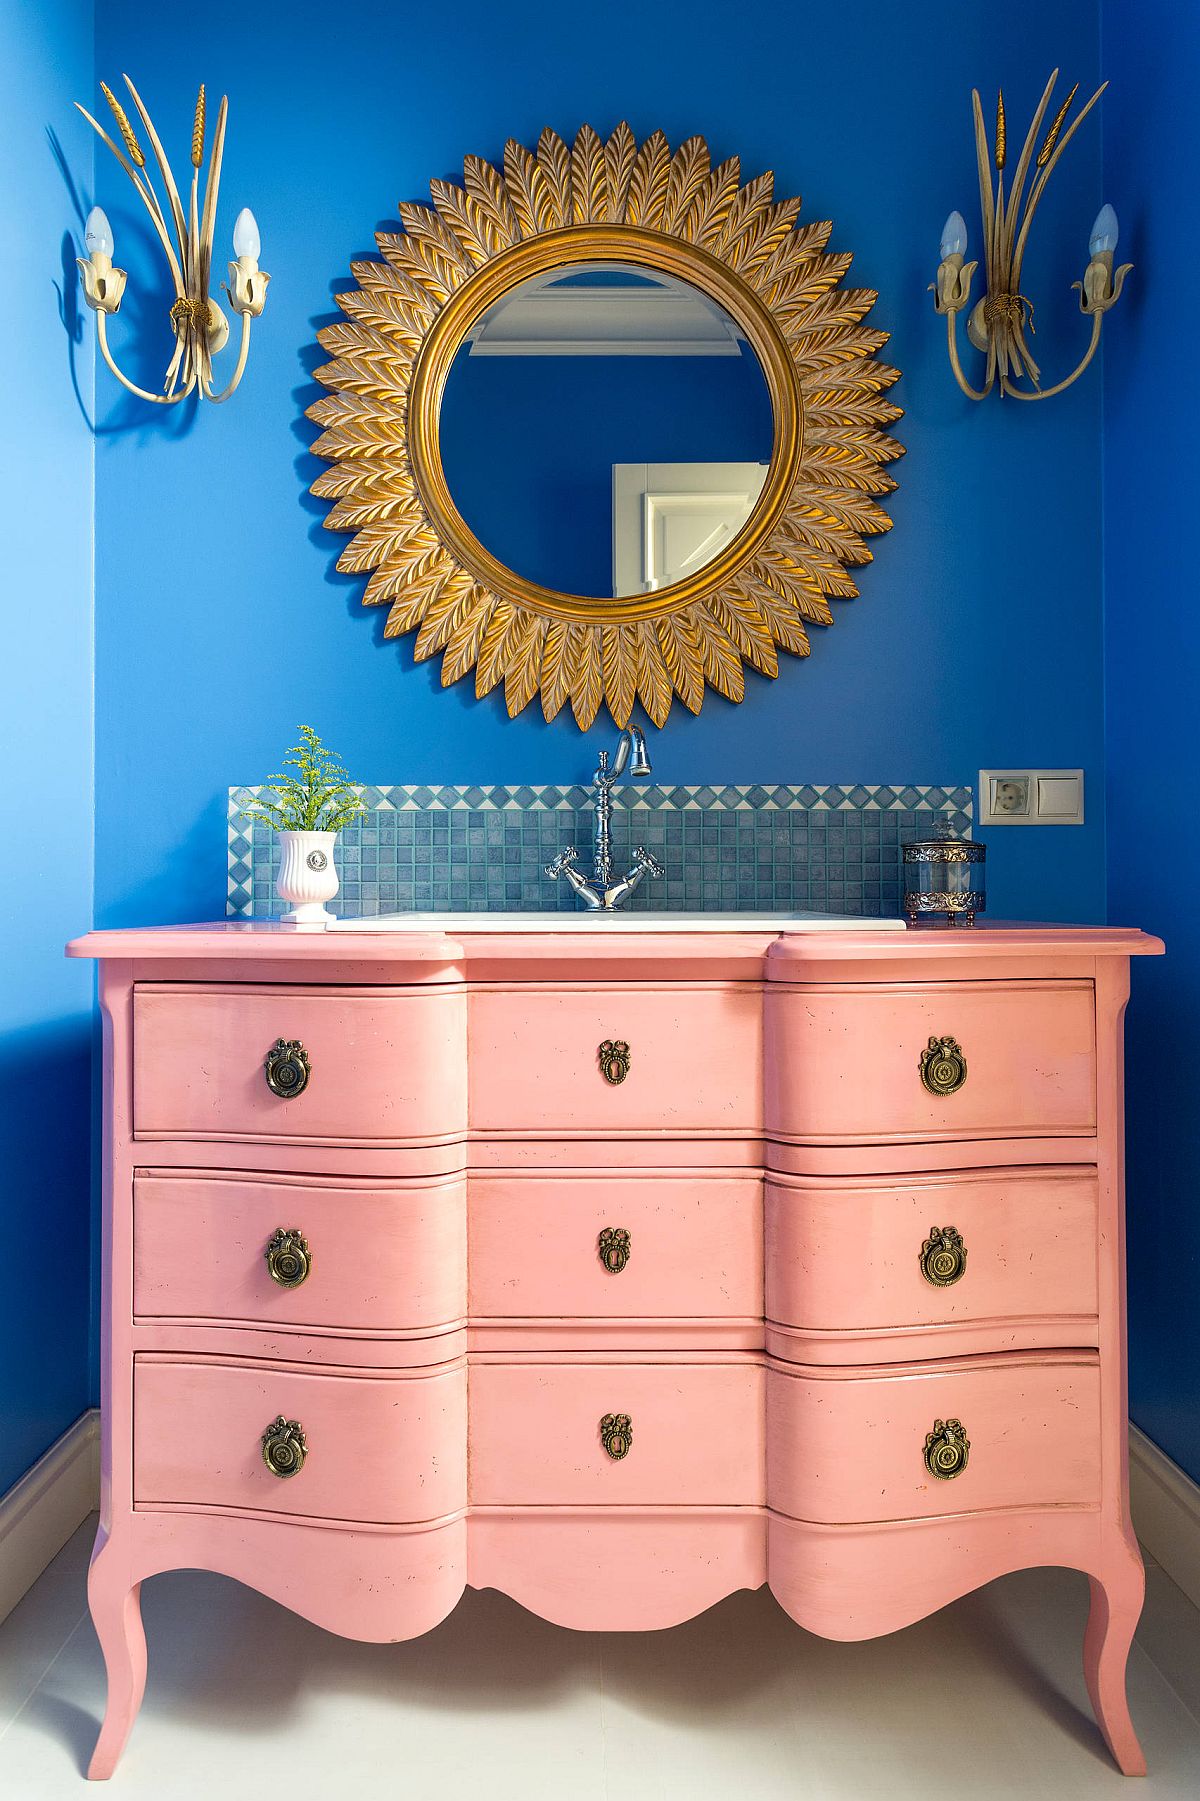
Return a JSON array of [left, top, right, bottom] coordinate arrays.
[[932, 70, 1130, 402], [74, 76, 269, 406]]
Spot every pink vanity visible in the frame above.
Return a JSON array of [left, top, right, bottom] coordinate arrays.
[[68, 918, 1162, 1779]]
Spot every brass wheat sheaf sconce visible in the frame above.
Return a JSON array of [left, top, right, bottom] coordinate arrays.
[[932, 70, 1130, 401], [74, 76, 269, 405]]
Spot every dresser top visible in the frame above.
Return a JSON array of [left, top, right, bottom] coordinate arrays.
[[66, 919, 1164, 975]]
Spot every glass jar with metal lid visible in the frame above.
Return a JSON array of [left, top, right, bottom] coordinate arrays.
[[903, 827, 985, 925]]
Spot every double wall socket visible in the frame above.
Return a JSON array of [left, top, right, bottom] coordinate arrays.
[[978, 770, 1085, 826]]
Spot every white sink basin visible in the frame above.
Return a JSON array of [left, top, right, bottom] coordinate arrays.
[[329, 910, 905, 933]]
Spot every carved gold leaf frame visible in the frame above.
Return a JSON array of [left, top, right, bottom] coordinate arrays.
[[308, 125, 903, 728]]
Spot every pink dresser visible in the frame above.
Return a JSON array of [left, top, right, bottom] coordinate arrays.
[[68, 920, 1161, 1779]]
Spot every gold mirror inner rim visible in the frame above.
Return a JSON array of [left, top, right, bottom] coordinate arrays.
[[408, 226, 804, 626]]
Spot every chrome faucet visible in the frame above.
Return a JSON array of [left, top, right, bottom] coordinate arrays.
[[545, 727, 664, 911]]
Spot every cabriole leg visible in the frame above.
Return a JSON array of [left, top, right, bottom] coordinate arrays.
[[86, 1536, 146, 1781], [1084, 1551, 1147, 1776]]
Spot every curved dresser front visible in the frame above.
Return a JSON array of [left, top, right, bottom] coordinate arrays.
[[68, 920, 1161, 1779]]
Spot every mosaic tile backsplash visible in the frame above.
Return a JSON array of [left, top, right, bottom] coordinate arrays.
[[228, 784, 973, 920]]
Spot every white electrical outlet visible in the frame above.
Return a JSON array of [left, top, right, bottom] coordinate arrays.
[[992, 777, 1031, 817], [979, 770, 1084, 826]]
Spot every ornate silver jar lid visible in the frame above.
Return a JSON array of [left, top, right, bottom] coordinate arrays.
[[903, 837, 986, 864]]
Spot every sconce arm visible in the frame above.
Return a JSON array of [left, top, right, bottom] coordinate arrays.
[[1000, 309, 1103, 402], [95, 311, 196, 406], [944, 307, 995, 403], [200, 311, 253, 404]]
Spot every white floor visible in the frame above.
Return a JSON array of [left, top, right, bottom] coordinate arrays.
[[2, 1520, 1200, 1798]]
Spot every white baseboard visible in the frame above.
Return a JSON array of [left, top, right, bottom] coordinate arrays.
[[0, 1410, 100, 1626], [1130, 1423, 1200, 1613]]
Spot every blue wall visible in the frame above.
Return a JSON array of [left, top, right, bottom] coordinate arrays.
[[92, 0, 1107, 930], [8, 0, 1189, 1507], [0, 0, 95, 1493], [1102, 0, 1200, 1484]]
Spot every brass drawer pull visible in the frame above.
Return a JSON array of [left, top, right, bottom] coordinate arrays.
[[261, 1415, 307, 1478], [265, 1227, 312, 1288], [919, 1035, 967, 1096], [598, 1039, 630, 1085], [919, 1225, 966, 1287], [923, 1417, 970, 1480], [598, 1227, 631, 1273], [600, 1413, 632, 1460], [264, 1038, 310, 1099]]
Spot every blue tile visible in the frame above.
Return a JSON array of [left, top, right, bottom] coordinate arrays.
[[229, 782, 972, 918]]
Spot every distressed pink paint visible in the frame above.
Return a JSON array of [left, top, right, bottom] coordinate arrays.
[[134, 1169, 467, 1334], [468, 1171, 762, 1321], [765, 1166, 1099, 1356], [134, 1355, 466, 1522], [134, 981, 467, 1145], [765, 978, 1098, 1143], [470, 1358, 766, 1505], [468, 982, 763, 1133], [66, 921, 1161, 1780], [767, 1352, 1101, 1523]]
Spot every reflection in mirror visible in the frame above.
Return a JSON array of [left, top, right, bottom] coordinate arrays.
[[438, 263, 774, 600]]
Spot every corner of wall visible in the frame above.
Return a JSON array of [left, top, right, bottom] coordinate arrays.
[[1097, 0, 1110, 926], [85, 0, 100, 1418]]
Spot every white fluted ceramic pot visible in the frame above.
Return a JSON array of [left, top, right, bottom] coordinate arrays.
[[276, 830, 339, 925]]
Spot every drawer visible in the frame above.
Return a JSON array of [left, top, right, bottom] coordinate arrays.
[[133, 1170, 466, 1333], [469, 1359, 765, 1504], [469, 1173, 762, 1320], [134, 1356, 466, 1523], [133, 983, 466, 1144], [468, 984, 761, 1134], [765, 980, 1095, 1143], [765, 1167, 1098, 1343], [767, 1352, 1100, 1525]]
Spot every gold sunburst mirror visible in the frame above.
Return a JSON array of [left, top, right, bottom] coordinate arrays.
[[308, 125, 903, 728]]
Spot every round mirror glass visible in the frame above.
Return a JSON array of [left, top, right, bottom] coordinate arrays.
[[438, 262, 775, 600]]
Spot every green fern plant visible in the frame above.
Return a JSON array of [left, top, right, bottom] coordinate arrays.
[[245, 726, 366, 833]]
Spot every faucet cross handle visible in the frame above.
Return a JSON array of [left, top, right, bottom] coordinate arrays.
[[544, 845, 579, 879], [631, 846, 665, 878], [544, 843, 605, 908]]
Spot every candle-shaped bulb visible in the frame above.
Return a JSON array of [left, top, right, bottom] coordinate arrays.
[[232, 207, 260, 262], [85, 205, 114, 259], [1089, 203, 1119, 257], [940, 210, 968, 260]]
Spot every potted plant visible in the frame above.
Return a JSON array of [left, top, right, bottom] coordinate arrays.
[[245, 725, 365, 925]]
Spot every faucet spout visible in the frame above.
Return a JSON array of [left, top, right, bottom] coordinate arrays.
[[609, 726, 651, 781], [627, 726, 652, 778]]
